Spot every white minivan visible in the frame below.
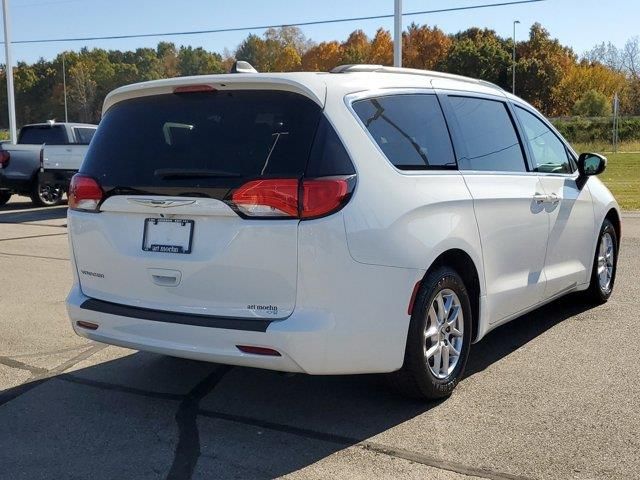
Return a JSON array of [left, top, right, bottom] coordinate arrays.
[[66, 65, 620, 399]]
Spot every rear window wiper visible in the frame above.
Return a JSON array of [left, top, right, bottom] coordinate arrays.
[[154, 169, 241, 179]]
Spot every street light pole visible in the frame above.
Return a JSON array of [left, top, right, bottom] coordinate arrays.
[[394, 0, 402, 67], [62, 52, 68, 122], [512, 20, 520, 95], [1, 0, 17, 143]]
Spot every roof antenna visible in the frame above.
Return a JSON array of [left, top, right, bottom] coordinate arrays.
[[230, 60, 258, 74]]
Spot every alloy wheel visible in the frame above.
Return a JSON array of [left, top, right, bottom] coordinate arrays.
[[424, 288, 464, 379]]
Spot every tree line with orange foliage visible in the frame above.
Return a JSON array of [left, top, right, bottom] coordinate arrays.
[[1, 22, 638, 128]]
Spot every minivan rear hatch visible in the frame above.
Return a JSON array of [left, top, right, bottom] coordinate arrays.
[[70, 86, 353, 321]]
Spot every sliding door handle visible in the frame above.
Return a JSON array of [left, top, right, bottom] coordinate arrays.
[[533, 193, 548, 204]]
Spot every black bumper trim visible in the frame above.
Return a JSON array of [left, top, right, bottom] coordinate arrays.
[[80, 298, 272, 332]]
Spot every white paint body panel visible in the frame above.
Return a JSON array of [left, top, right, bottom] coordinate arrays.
[[66, 70, 621, 375], [462, 173, 548, 323], [43, 144, 90, 170]]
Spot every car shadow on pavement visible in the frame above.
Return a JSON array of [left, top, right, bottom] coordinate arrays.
[[465, 293, 593, 378], [0, 294, 595, 479], [0, 201, 67, 223]]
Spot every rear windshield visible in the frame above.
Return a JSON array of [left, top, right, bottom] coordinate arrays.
[[18, 125, 68, 145], [81, 90, 324, 198]]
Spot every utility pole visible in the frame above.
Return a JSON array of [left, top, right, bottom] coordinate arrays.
[[2, 0, 17, 143], [512, 20, 520, 95], [62, 52, 68, 122], [394, 0, 402, 67]]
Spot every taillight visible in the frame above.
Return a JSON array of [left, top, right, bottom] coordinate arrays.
[[301, 179, 349, 219], [231, 179, 299, 217], [229, 176, 354, 219], [0, 150, 9, 168], [68, 174, 103, 212]]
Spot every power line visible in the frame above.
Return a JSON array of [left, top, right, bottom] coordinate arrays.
[[6, 0, 545, 45]]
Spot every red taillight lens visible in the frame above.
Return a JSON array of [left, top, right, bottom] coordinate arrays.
[[69, 174, 103, 212], [0, 150, 9, 168], [231, 179, 299, 217], [229, 177, 353, 219], [301, 178, 349, 219]]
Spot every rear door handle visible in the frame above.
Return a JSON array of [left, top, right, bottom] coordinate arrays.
[[533, 193, 548, 204], [548, 193, 560, 205]]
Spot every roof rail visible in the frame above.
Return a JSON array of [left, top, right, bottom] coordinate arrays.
[[329, 64, 504, 92]]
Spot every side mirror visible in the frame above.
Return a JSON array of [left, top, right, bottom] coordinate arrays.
[[578, 152, 607, 177]]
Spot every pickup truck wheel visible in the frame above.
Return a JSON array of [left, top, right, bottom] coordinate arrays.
[[31, 180, 64, 207], [0, 191, 11, 207]]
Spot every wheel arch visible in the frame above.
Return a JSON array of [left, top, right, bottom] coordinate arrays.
[[605, 208, 621, 247], [417, 248, 482, 343]]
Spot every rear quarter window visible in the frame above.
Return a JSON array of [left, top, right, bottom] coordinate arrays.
[[352, 94, 456, 170]]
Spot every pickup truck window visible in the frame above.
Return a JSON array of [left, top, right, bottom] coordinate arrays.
[[18, 125, 67, 145], [73, 127, 96, 145]]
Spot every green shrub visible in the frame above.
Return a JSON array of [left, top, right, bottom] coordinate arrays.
[[551, 117, 640, 143], [572, 90, 611, 117]]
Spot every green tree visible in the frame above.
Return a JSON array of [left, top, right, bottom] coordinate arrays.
[[572, 89, 611, 116], [177, 47, 224, 76], [444, 29, 511, 87]]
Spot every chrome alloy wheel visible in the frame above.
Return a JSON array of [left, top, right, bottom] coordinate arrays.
[[597, 232, 615, 293], [38, 183, 63, 206], [424, 288, 464, 379]]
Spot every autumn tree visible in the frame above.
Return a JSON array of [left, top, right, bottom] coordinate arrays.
[[368, 28, 393, 65], [402, 23, 451, 70], [554, 62, 626, 114], [302, 41, 343, 71], [515, 23, 576, 115], [341, 30, 370, 64]]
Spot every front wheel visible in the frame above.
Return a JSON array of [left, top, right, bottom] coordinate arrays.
[[389, 266, 473, 400], [584, 219, 618, 304], [30, 179, 64, 207]]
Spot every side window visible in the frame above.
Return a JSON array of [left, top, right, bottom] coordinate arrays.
[[514, 106, 574, 174], [448, 96, 526, 172], [352, 94, 456, 170], [73, 127, 97, 145]]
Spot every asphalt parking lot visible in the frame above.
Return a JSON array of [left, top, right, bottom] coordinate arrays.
[[0, 197, 638, 480]]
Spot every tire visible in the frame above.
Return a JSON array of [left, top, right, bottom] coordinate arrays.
[[389, 266, 473, 400], [0, 191, 11, 207], [30, 179, 64, 207], [584, 219, 618, 304]]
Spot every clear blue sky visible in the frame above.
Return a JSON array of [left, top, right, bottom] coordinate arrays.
[[3, 0, 639, 64]]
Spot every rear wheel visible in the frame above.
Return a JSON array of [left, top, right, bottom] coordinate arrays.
[[584, 219, 618, 304], [30, 179, 64, 207], [0, 191, 11, 207], [390, 266, 472, 400]]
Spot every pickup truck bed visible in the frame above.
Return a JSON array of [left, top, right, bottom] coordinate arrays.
[[0, 122, 97, 207]]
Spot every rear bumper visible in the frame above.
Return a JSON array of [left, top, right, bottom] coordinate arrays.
[[39, 169, 76, 189], [0, 171, 30, 192], [67, 285, 322, 373]]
